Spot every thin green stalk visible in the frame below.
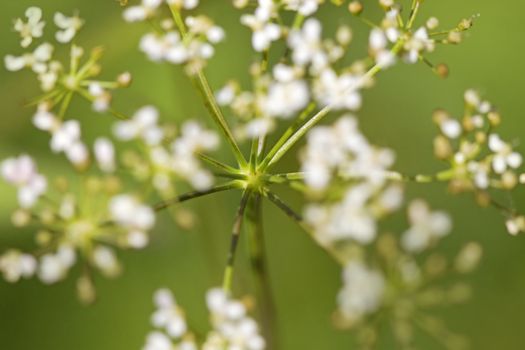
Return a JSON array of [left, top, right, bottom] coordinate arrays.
[[58, 91, 74, 119], [245, 194, 279, 350], [154, 181, 240, 211], [169, 5, 247, 168], [198, 153, 240, 174], [406, 0, 422, 30], [265, 105, 331, 169], [258, 102, 316, 171], [266, 168, 457, 185], [222, 190, 252, 293]]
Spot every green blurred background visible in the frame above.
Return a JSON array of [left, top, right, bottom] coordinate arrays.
[[1, 0, 524, 349]]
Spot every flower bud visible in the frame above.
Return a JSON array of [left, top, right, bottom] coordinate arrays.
[[348, 1, 363, 15]]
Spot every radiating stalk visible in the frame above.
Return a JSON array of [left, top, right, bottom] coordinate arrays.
[[169, 5, 247, 168], [246, 194, 279, 350], [154, 181, 240, 211], [222, 190, 252, 293], [258, 102, 316, 171]]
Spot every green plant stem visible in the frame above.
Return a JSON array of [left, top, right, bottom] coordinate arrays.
[[169, 5, 247, 169], [406, 0, 422, 30], [198, 153, 241, 174], [58, 91, 74, 119], [222, 190, 252, 293], [154, 181, 240, 211], [245, 194, 279, 350], [258, 102, 316, 171]]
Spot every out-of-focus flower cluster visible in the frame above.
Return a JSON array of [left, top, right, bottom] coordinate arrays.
[[431, 90, 525, 235], [143, 288, 265, 350], [0, 149, 155, 303], [115, 105, 220, 192], [334, 201, 482, 350]]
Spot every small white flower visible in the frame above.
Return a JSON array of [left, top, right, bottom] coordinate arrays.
[[440, 119, 462, 139], [283, 0, 321, 16], [94, 138, 116, 173], [14, 7, 45, 48], [403, 27, 435, 64], [337, 261, 385, 323], [488, 134, 523, 174], [263, 64, 309, 119], [288, 19, 327, 70], [123, 0, 163, 22], [114, 105, 164, 145], [166, 0, 199, 10], [38, 245, 76, 284], [4, 42, 54, 73], [313, 69, 363, 111], [110, 194, 155, 231], [54, 12, 84, 43], [401, 200, 452, 253], [0, 250, 37, 283], [92, 246, 121, 277], [1, 154, 47, 208], [88, 83, 111, 112], [241, 0, 281, 52]]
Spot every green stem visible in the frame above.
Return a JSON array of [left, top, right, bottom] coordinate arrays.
[[58, 91, 74, 119], [258, 102, 316, 171], [154, 181, 240, 211], [245, 194, 279, 350], [222, 190, 252, 293], [169, 5, 247, 169], [199, 153, 240, 174], [406, 0, 422, 30]]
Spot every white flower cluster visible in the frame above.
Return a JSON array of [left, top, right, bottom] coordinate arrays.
[[203, 288, 265, 350], [1, 154, 47, 208], [217, 18, 356, 138], [401, 199, 452, 253], [143, 288, 197, 350], [241, 0, 281, 52], [14, 7, 45, 48], [288, 19, 360, 110], [33, 104, 89, 167], [337, 261, 385, 325], [369, 7, 436, 66], [283, 0, 323, 16], [335, 228, 482, 345], [143, 288, 265, 350], [110, 194, 156, 249], [6, 8, 83, 85], [432, 90, 525, 235], [0, 138, 155, 296], [302, 117, 402, 245], [0, 250, 37, 283], [124, 0, 224, 73], [0, 189, 155, 287], [115, 106, 220, 191], [217, 63, 310, 138], [6, 6, 130, 120]]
